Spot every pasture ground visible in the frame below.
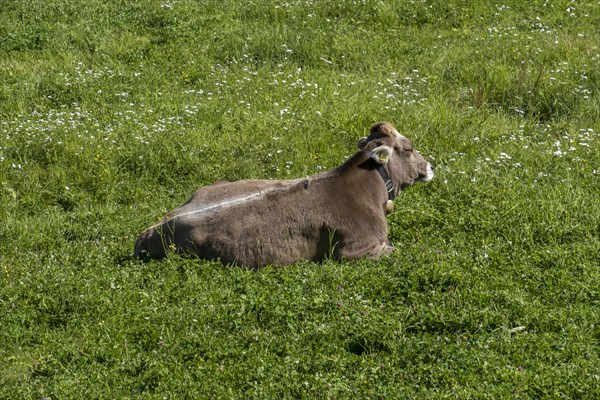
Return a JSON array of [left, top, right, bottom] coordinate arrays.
[[1, 1, 599, 398]]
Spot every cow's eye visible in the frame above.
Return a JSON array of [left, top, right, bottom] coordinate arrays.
[[403, 147, 413, 156]]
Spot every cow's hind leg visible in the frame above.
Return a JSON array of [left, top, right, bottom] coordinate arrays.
[[134, 227, 167, 259]]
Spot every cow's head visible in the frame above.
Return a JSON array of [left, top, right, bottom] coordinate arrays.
[[358, 122, 434, 197]]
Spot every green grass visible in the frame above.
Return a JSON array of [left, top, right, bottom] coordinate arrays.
[[1, 0, 599, 398]]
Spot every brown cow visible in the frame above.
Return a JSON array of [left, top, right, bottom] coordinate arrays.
[[134, 122, 434, 268]]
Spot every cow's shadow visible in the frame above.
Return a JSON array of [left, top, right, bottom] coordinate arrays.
[[114, 252, 149, 266]]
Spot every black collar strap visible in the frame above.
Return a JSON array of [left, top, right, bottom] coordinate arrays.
[[376, 164, 396, 201]]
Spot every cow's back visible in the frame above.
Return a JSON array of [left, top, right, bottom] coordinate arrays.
[[135, 177, 336, 266], [174, 179, 335, 267]]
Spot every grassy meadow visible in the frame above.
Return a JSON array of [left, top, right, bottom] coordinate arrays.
[[1, 0, 599, 398]]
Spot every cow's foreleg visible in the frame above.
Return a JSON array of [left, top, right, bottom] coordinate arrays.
[[365, 242, 395, 260], [337, 239, 395, 261]]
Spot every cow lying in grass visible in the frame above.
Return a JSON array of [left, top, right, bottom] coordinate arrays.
[[135, 122, 434, 268]]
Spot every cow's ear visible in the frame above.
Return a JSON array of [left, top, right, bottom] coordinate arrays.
[[357, 137, 369, 149], [370, 145, 393, 164]]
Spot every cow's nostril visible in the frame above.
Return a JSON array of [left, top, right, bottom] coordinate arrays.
[[430, 164, 435, 170]]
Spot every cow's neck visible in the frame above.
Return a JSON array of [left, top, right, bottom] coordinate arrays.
[[375, 163, 396, 201], [331, 151, 395, 212]]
